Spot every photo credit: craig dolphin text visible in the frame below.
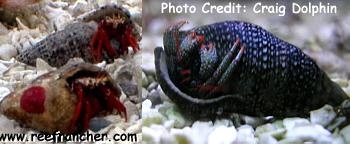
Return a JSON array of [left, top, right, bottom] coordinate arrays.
[[161, 1, 337, 17]]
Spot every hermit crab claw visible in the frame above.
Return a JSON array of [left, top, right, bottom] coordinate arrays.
[[0, 63, 127, 134]]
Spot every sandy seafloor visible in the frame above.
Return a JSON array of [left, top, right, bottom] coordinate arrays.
[[0, 0, 142, 143], [141, 0, 350, 144]]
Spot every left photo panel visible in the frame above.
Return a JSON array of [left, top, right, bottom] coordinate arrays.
[[0, 0, 141, 143]]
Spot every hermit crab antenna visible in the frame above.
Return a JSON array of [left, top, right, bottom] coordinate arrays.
[[166, 20, 188, 32], [164, 20, 189, 56]]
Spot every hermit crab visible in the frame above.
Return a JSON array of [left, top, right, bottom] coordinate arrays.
[[155, 20, 350, 120], [16, 4, 140, 67], [0, 63, 126, 134]]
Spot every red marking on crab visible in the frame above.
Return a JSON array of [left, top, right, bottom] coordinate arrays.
[[180, 69, 191, 76], [196, 35, 205, 44], [179, 69, 191, 84], [89, 20, 139, 63], [189, 31, 205, 44], [20, 86, 46, 113]]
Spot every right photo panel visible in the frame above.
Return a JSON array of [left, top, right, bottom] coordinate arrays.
[[142, 0, 350, 143]]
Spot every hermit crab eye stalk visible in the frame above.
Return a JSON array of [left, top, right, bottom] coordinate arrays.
[[105, 14, 126, 28]]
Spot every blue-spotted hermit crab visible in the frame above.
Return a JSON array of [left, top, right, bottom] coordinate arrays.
[[155, 20, 350, 122]]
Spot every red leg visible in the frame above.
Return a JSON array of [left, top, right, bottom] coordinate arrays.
[[123, 26, 139, 53], [197, 84, 223, 93], [90, 29, 105, 62], [96, 31, 105, 61], [71, 82, 105, 132], [90, 21, 139, 62], [98, 24, 117, 59], [99, 86, 127, 121], [209, 86, 224, 94], [198, 84, 214, 93], [196, 35, 205, 44], [70, 82, 84, 132], [179, 69, 191, 84], [180, 77, 191, 84], [89, 31, 100, 62], [82, 99, 92, 131], [112, 25, 139, 55], [90, 21, 118, 62]]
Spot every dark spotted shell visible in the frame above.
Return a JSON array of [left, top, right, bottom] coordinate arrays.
[[16, 22, 97, 67]]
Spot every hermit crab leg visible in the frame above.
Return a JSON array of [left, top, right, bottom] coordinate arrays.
[[70, 82, 84, 132], [98, 22, 118, 58], [125, 25, 140, 53], [218, 45, 245, 85], [82, 100, 92, 131], [89, 29, 103, 62], [206, 45, 246, 97], [99, 86, 127, 121], [111, 23, 140, 54], [203, 38, 241, 85]]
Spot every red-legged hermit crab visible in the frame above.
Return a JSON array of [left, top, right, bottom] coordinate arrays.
[[0, 63, 126, 134], [16, 4, 140, 67]]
